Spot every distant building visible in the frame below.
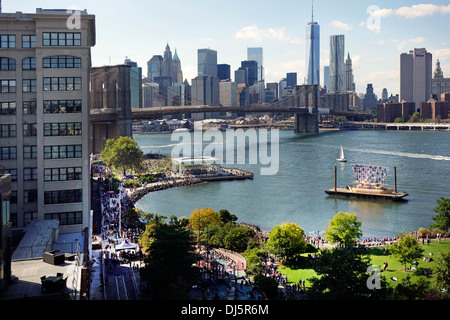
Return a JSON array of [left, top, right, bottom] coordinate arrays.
[[286, 73, 297, 88], [172, 48, 183, 84], [162, 44, 174, 83], [432, 59, 450, 100], [420, 99, 449, 120], [377, 101, 415, 122], [247, 47, 264, 82], [305, 14, 320, 86], [345, 53, 355, 92], [147, 55, 163, 80], [363, 84, 378, 110], [219, 80, 237, 107], [400, 48, 432, 109], [241, 60, 258, 86], [382, 88, 388, 102], [320, 92, 359, 112], [217, 64, 231, 81], [329, 35, 345, 93], [198, 48, 217, 77], [323, 66, 330, 92], [124, 57, 142, 108]]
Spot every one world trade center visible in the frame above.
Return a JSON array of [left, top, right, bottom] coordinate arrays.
[[305, 2, 320, 86]]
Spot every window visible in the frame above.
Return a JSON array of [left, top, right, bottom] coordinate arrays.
[[23, 101, 37, 115], [0, 58, 16, 70], [0, 35, 15, 48], [22, 35, 36, 48], [22, 79, 37, 92], [43, 100, 82, 114], [43, 77, 82, 91], [43, 56, 81, 68], [23, 168, 38, 181], [1, 147, 16, 160], [1, 102, 16, 115], [45, 211, 82, 226], [44, 145, 82, 159], [42, 32, 81, 46], [0, 80, 16, 93], [23, 123, 37, 137], [3, 169, 17, 182], [24, 190, 37, 203], [44, 189, 83, 204], [44, 122, 82, 136], [23, 146, 37, 159], [0, 124, 16, 138], [22, 58, 36, 70], [44, 167, 82, 182]]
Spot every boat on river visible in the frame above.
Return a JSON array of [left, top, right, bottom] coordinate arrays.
[[325, 164, 408, 201], [336, 145, 347, 162]]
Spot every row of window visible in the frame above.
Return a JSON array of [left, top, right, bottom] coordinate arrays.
[[2, 145, 82, 160], [43, 122, 82, 136], [0, 33, 81, 48], [1, 77, 82, 93], [0, 122, 82, 138], [44, 189, 83, 205], [1, 35, 36, 48], [0, 56, 82, 71], [0, 146, 37, 161], [45, 212, 83, 226], [2, 166, 82, 182], [1, 100, 82, 115]]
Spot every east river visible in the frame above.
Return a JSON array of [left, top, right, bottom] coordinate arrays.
[[134, 129, 450, 238]]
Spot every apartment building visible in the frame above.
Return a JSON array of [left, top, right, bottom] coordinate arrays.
[[0, 8, 95, 232]]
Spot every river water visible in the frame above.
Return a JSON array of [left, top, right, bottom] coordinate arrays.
[[134, 129, 450, 238]]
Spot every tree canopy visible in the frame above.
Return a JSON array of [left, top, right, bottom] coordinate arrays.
[[324, 212, 363, 247], [267, 222, 308, 264], [432, 197, 450, 231], [101, 136, 144, 176], [389, 233, 424, 271]]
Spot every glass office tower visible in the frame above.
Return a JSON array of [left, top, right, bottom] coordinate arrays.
[[247, 47, 264, 82], [306, 21, 320, 86], [198, 48, 217, 77]]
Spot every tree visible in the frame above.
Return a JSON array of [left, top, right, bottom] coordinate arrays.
[[267, 222, 307, 264], [432, 197, 450, 231], [218, 209, 237, 224], [389, 233, 424, 271], [139, 216, 198, 299], [433, 250, 450, 292], [101, 136, 144, 176], [308, 247, 389, 300], [189, 208, 221, 247], [324, 212, 363, 247]]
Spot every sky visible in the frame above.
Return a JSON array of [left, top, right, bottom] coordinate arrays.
[[4, 0, 450, 97]]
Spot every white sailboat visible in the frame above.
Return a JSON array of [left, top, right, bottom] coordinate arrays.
[[337, 145, 347, 162]]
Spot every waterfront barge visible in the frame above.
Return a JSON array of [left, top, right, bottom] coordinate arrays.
[[325, 164, 408, 202]]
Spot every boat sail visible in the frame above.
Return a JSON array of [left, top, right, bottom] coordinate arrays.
[[337, 145, 347, 162]]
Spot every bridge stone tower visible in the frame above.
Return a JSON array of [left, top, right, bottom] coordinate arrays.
[[90, 65, 133, 154], [293, 84, 319, 133]]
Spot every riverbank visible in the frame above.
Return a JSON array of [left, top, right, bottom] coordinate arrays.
[[126, 167, 254, 203]]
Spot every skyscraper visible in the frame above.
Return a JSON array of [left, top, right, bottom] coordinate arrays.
[[198, 48, 217, 77], [247, 47, 264, 82], [329, 35, 345, 93], [305, 3, 320, 86], [172, 48, 183, 83], [147, 55, 163, 81], [345, 53, 355, 92], [0, 9, 95, 232], [323, 66, 330, 92], [241, 60, 258, 86], [400, 48, 432, 109], [124, 57, 143, 108], [162, 44, 174, 83]]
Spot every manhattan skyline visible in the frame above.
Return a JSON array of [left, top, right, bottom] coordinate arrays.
[[6, 0, 450, 97]]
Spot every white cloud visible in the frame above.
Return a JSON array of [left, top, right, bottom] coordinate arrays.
[[433, 48, 450, 61], [330, 20, 353, 31], [372, 4, 450, 19], [389, 37, 426, 50], [235, 24, 301, 44]]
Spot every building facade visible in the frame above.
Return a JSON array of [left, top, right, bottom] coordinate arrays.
[[377, 101, 415, 122], [420, 99, 449, 120], [198, 48, 217, 78], [329, 35, 345, 93], [247, 47, 264, 82], [345, 53, 355, 92], [0, 9, 95, 232], [400, 48, 432, 109]]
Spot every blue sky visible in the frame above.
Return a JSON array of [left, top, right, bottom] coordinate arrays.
[[6, 0, 450, 97]]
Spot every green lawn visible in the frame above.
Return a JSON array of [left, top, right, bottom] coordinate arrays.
[[279, 240, 450, 289]]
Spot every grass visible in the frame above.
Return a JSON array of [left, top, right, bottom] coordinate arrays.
[[278, 240, 450, 289]]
